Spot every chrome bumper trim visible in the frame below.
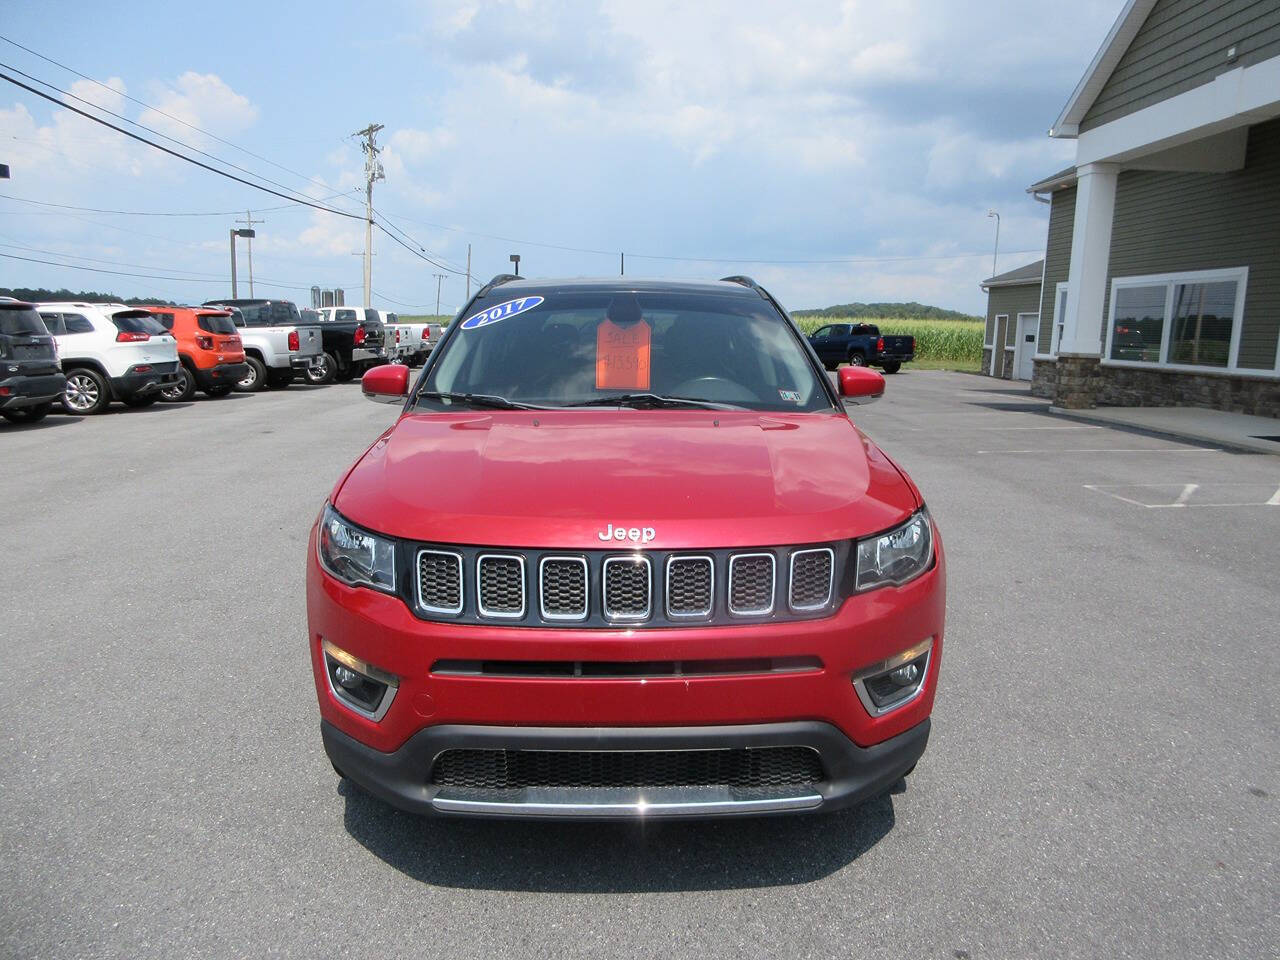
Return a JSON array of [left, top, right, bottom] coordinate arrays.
[[431, 784, 823, 817]]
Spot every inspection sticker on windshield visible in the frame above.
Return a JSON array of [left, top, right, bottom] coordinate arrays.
[[460, 295, 544, 330], [778, 389, 802, 402]]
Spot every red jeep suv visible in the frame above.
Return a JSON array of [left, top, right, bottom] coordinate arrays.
[[308, 276, 945, 820]]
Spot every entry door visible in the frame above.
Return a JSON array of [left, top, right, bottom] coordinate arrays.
[[1016, 314, 1038, 380]]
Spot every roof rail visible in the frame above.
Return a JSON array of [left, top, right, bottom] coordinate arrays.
[[719, 275, 768, 298], [475, 273, 520, 298]]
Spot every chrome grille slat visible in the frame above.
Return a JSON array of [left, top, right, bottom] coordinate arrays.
[[728, 553, 775, 616], [602, 556, 651, 621], [666, 555, 714, 618], [539, 556, 589, 620], [788, 547, 834, 611], [416, 549, 463, 615], [477, 553, 526, 618]]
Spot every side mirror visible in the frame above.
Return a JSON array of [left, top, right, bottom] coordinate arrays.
[[837, 366, 884, 405], [362, 363, 409, 404]]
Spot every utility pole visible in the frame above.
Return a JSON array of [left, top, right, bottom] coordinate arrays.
[[353, 123, 385, 308], [466, 243, 471, 300], [236, 211, 264, 296], [433, 273, 447, 317], [620, 252, 625, 276]]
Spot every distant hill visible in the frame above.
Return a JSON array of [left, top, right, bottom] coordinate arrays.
[[793, 301, 980, 322], [1, 286, 173, 305]]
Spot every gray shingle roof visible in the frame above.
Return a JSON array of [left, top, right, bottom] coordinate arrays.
[[981, 259, 1044, 289]]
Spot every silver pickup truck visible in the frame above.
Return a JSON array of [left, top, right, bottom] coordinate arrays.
[[378, 311, 440, 367], [204, 300, 324, 391]]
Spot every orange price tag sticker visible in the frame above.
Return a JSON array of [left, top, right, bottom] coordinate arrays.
[[595, 318, 651, 390]]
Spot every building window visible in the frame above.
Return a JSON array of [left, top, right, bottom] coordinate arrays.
[[1105, 268, 1249, 373], [983, 316, 995, 348], [1050, 283, 1067, 356]]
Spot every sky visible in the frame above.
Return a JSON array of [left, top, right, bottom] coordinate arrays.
[[0, 0, 1118, 315]]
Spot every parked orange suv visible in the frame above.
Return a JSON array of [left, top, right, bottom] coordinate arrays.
[[136, 306, 248, 402]]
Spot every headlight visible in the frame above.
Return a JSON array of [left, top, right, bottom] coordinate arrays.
[[855, 509, 933, 591], [318, 503, 396, 593]]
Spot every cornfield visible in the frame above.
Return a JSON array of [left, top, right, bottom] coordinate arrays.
[[793, 316, 984, 365]]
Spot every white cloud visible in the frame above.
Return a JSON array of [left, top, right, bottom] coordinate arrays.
[[138, 72, 258, 147]]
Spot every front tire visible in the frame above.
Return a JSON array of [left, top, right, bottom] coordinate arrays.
[[204, 384, 234, 397], [160, 366, 196, 403], [235, 356, 267, 393], [881, 361, 901, 374], [121, 394, 159, 408], [62, 368, 111, 415], [1, 402, 52, 424], [305, 353, 336, 385], [267, 370, 293, 389]]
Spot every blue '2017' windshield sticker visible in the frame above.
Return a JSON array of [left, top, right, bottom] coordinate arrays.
[[459, 295, 545, 330]]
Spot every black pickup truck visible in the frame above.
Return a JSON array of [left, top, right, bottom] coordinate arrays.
[[306, 306, 390, 383], [808, 322, 915, 374], [0, 299, 66, 424]]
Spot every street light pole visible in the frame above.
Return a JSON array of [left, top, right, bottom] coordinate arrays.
[[228, 228, 256, 298], [986, 209, 1001, 278], [509, 253, 521, 277]]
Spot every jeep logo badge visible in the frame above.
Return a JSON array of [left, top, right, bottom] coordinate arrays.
[[598, 523, 656, 544]]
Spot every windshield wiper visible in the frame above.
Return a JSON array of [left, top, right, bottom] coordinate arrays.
[[570, 393, 740, 410], [417, 390, 547, 411]]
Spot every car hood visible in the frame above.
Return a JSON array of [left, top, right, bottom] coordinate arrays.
[[335, 410, 918, 549]]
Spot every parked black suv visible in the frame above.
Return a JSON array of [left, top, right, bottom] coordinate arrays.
[[0, 300, 65, 424]]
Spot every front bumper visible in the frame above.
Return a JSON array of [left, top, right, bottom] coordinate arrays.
[[192, 361, 249, 389], [0, 371, 66, 408], [322, 716, 929, 820], [110, 362, 181, 398]]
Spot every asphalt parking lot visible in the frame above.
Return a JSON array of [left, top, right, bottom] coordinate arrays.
[[2, 371, 1276, 959]]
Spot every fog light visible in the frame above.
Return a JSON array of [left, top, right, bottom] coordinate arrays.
[[889, 663, 920, 686], [322, 639, 399, 722], [333, 664, 362, 690], [852, 638, 933, 717]]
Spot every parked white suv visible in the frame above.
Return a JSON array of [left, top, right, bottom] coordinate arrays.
[[38, 302, 181, 414]]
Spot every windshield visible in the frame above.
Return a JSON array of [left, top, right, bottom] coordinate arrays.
[[417, 290, 832, 412], [0, 306, 50, 337]]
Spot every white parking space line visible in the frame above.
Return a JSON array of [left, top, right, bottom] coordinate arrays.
[[1085, 482, 1280, 508], [977, 447, 1217, 455], [967, 425, 1103, 431]]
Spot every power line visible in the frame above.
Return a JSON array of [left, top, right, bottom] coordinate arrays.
[[0, 70, 366, 221], [0, 245, 356, 291], [0, 33, 356, 203], [0, 190, 356, 218]]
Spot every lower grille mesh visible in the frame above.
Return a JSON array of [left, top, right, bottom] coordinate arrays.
[[432, 747, 824, 789]]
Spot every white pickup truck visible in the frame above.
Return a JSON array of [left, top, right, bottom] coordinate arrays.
[[377, 311, 439, 367], [203, 299, 324, 391]]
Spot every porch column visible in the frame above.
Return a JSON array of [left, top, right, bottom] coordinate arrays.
[[1060, 161, 1119, 356]]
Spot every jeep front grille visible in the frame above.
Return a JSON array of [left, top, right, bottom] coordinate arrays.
[[602, 556, 651, 620], [477, 554, 525, 618], [539, 556, 588, 620], [789, 548, 834, 610], [728, 553, 775, 615], [666, 555, 713, 618], [431, 746, 824, 790], [417, 549, 462, 615]]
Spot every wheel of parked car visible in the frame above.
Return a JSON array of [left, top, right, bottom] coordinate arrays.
[[305, 352, 336, 385], [61, 368, 111, 415], [205, 384, 234, 397], [267, 370, 293, 389], [848, 351, 867, 366], [334, 362, 356, 383], [881, 362, 901, 374], [235, 356, 268, 393], [0, 402, 52, 424], [121, 394, 160, 408], [160, 366, 196, 403]]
